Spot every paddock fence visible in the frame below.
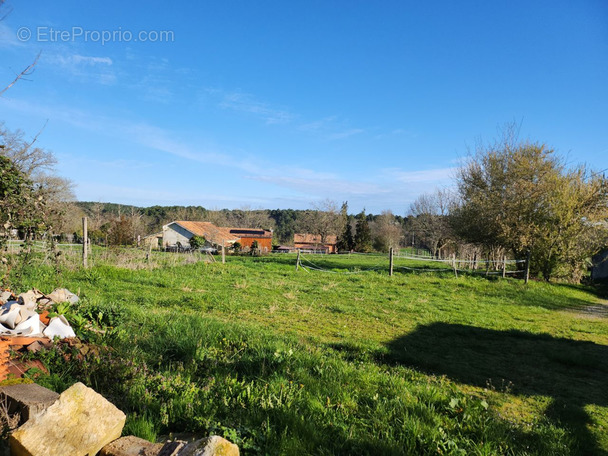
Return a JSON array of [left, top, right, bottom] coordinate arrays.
[[296, 248, 528, 280]]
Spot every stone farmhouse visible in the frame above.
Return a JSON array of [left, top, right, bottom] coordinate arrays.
[[162, 221, 273, 252]]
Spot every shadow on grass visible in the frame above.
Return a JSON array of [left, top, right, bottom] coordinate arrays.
[[382, 323, 608, 455]]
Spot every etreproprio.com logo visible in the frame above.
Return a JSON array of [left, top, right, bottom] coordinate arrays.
[[17, 26, 174, 45]]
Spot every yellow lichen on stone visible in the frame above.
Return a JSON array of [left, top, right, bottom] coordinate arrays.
[[9, 382, 126, 456]]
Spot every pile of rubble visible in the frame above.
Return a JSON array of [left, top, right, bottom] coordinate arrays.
[[2, 382, 239, 456], [0, 288, 80, 382], [0, 287, 240, 455], [0, 288, 77, 339]]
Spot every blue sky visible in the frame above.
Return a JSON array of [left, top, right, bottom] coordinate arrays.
[[1, 1, 607, 214]]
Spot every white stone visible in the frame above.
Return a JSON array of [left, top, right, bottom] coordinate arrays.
[[11, 314, 45, 337], [47, 288, 79, 304], [43, 315, 75, 339], [0, 304, 21, 329]]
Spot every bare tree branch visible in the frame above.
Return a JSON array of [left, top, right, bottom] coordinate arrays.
[[1, 52, 40, 97]]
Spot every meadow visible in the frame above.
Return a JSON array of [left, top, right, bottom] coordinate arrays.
[[9, 251, 608, 455]]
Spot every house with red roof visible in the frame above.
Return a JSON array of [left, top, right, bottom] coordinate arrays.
[[162, 221, 273, 252]]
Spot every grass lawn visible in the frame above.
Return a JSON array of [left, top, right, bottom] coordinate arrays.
[[10, 252, 608, 455]]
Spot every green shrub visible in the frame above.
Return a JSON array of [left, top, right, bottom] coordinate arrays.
[[189, 235, 206, 249]]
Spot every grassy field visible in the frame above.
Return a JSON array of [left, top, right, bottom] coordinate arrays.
[[9, 252, 608, 455]]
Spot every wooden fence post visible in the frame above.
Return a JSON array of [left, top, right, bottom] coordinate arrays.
[[525, 250, 531, 284], [82, 217, 88, 269], [389, 247, 394, 277], [146, 240, 153, 263], [296, 249, 301, 271], [452, 253, 458, 278], [502, 255, 506, 278], [222, 240, 226, 264]]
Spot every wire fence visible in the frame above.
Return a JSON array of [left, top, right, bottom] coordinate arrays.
[[296, 249, 527, 279], [3, 239, 528, 280], [2, 240, 210, 270]]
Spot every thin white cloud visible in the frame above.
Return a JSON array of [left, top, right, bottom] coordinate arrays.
[[76, 182, 269, 206], [124, 122, 254, 171], [327, 128, 365, 140], [249, 174, 387, 196], [62, 156, 155, 170], [43, 52, 115, 85], [1, 97, 454, 212], [0, 97, 242, 168], [120, 54, 180, 103], [207, 88, 365, 140], [375, 128, 418, 140], [208, 89, 293, 125], [385, 167, 456, 183], [298, 115, 365, 141], [0, 22, 25, 49], [72, 55, 112, 66], [298, 116, 337, 132], [47, 53, 113, 67]]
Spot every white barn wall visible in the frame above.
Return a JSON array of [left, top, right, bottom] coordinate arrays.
[[162, 223, 193, 248]]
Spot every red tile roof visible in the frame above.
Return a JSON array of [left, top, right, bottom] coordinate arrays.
[[294, 233, 338, 245], [171, 222, 272, 245], [173, 221, 238, 245]]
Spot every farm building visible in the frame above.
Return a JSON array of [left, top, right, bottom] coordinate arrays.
[[591, 249, 608, 281], [273, 245, 296, 253], [141, 232, 162, 249], [294, 233, 338, 254], [162, 221, 273, 252]]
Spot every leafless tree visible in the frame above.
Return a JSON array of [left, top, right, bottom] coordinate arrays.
[[297, 199, 343, 242], [0, 123, 74, 203], [409, 189, 455, 257], [1, 123, 75, 235], [371, 210, 403, 252], [88, 203, 108, 231], [225, 206, 275, 229]]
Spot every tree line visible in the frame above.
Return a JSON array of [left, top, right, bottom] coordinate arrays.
[[73, 200, 404, 253], [2, 122, 607, 282]]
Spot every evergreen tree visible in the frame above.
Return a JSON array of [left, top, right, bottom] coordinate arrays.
[[354, 209, 372, 252], [336, 202, 354, 252], [337, 217, 355, 252]]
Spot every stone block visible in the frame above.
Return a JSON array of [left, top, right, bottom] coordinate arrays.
[[9, 382, 126, 456], [177, 436, 239, 456], [158, 441, 187, 456], [100, 436, 164, 456], [0, 383, 59, 425]]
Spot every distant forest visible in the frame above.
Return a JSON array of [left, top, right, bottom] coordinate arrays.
[[75, 201, 408, 246]]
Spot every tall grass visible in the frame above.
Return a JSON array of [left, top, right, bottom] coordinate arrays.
[[7, 253, 608, 455]]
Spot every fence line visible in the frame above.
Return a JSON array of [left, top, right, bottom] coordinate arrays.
[[296, 250, 527, 279], [395, 253, 525, 265]]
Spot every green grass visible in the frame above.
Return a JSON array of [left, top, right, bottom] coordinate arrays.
[[10, 253, 608, 455]]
